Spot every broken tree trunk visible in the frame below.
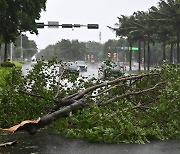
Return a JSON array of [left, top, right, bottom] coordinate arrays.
[[0, 99, 87, 135], [0, 73, 162, 135]]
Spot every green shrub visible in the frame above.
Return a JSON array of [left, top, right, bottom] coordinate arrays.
[[0, 67, 11, 87], [11, 61, 22, 68], [1, 62, 15, 67]]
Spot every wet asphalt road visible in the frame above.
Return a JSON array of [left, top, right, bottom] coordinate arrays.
[[0, 131, 180, 154], [21, 62, 100, 78]]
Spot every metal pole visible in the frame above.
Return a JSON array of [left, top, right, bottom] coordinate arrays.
[[0, 44, 2, 63], [10, 42, 13, 61], [21, 34, 23, 60]]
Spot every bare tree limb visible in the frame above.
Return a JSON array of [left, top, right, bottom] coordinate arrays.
[[20, 73, 160, 110], [0, 141, 17, 147], [99, 81, 165, 106], [90, 83, 126, 98], [58, 73, 160, 103]]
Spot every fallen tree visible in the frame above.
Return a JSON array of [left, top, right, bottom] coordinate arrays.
[[0, 60, 179, 143]]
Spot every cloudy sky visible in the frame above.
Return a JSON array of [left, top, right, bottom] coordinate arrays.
[[26, 0, 159, 49]]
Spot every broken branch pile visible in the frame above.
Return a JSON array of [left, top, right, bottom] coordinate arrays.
[[0, 61, 179, 143]]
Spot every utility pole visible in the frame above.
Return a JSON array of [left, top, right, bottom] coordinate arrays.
[[99, 31, 101, 43]]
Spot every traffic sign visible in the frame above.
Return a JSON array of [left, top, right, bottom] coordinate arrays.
[[48, 21, 59, 28], [87, 24, 99, 29], [131, 47, 139, 51]]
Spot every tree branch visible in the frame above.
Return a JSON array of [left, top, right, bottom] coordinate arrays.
[[90, 83, 126, 98], [0, 99, 88, 135], [99, 81, 164, 106], [1, 73, 162, 135], [62, 73, 160, 102]]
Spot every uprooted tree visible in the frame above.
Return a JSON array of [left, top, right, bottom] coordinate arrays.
[[0, 59, 179, 143]]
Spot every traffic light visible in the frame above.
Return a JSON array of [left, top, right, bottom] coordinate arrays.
[[87, 24, 99, 29], [113, 52, 118, 61], [36, 22, 44, 28], [62, 24, 73, 28], [113, 53, 117, 58], [73, 24, 81, 28], [108, 53, 111, 58], [91, 55, 94, 62]]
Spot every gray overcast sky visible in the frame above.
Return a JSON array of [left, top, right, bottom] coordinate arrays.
[[26, 0, 159, 49]]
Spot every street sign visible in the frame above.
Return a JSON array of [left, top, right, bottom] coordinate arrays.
[[48, 21, 59, 28], [128, 47, 139, 50], [131, 47, 139, 51]]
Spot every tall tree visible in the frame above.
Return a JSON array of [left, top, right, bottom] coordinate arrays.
[[110, 12, 155, 70], [112, 15, 136, 70], [13, 35, 38, 60], [150, 0, 180, 63], [37, 39, 89, 61], [0, 0, 47, 61]]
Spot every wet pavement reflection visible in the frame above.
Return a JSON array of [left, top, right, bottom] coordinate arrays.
[[0, 131, 179, 154]]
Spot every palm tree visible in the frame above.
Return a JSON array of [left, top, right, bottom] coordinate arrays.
[[131, 11, 156, 70], [110, 15, 136, 70], [130, 11, 151, 71], [110, 0, 179, 69], [150, 0, 180, 63], [111, 12, 155, 71]]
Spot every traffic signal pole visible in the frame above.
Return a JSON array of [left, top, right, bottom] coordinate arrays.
[[36, 22, 99, 29]]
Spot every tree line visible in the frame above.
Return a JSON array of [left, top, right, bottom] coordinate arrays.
[[36, 37, 176, 67], [36, 40, 103, 61]]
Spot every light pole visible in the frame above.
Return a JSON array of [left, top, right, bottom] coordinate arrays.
[[10, 42, 13, 61], [20, 34, 23, 60]]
